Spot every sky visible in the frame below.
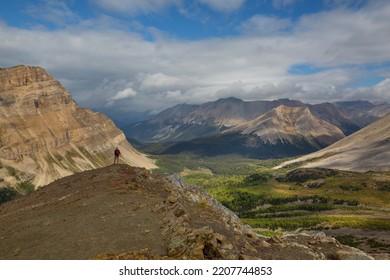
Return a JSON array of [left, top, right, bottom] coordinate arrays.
[[1, 0, 390, 122]]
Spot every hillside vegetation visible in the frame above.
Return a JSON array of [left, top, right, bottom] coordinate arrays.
[[155, 154, 390, 257]]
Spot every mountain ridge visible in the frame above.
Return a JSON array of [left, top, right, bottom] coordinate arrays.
[[275, 112, 390, 172], [125, 96, 389, 145], [0, 164, 373, 260]]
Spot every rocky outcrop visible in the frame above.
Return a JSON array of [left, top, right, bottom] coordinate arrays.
[[159, 173, 373, 260], [0, 65, 155, 186]]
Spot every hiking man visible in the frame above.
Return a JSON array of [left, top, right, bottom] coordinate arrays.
[[114, 147, 121, 164]]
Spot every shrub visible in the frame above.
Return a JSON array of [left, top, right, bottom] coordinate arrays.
[[333, 199, 345, 205], [244, 173, 270, 184], [6, 166, 17, 177], [6, 166, 20, 180], [375, 181, 390, 192], [0, 187, 18, 204], [339, 185, 361, 192], [347, 200, 359, 206], [221, 192, 266, 213], [283, 168, 338, 183], [16, 181, 35, 195]]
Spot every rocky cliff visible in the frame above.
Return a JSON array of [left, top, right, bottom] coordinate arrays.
[[0, 164, 373, 260], [0, 65, 155, 187]]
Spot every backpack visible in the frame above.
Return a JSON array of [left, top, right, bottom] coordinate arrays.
[[115, 148, 121, 156]]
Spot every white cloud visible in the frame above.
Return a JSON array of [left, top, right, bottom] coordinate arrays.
[[239, 15, 292, 35], [111, 88, 138, 100], [322, 0, 367, 8], [343, 78, 390, 102], [25, 0, 80, 26], [165, 90, 182, 99], [370, 78, 390, 101], [215, 81, 246, 98], [293, 3, 390, 66], [197, 0, 246, 12], [95, 0, 180, 14], [140, 73, 188, 92], [272, 0, 302, 9], [95, 0, 246, 16]]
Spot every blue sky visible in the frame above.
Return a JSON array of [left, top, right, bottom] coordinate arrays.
[[1, 0, 390, 120]]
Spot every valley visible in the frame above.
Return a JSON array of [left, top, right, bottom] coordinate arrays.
[[154, 154, 390, 258]]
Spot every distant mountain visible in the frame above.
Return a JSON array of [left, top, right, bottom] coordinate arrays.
[[125, 97, 389, 158], [275, 113, 390, 172], [0, 65, 155, 187], [143, 105, 345, 158], [127, 98, 390, 144], [125, 97, 305, 143], [335, 100, 390, 127], [126, 103, 202, 142], [308, 103, 361, 136], [227, 105, 345, 146]]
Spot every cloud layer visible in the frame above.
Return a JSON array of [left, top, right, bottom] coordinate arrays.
[[1, 0, 390, 119]]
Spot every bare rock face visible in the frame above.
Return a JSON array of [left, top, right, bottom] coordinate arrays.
[[0, 65, 155, 186]]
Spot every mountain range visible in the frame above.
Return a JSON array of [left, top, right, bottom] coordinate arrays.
[[0, 65, 154, 187], [125, 97, 390, 158]]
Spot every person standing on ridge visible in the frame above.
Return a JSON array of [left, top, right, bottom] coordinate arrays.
[[114, 147, 121, 164]]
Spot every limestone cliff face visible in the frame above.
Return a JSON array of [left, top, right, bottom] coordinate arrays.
[[0, 65, 155, 186]]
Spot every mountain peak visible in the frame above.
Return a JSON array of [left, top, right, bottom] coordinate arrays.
[[228, 104, 344, 146], [274, 104, 307, 112], [0, 65, 73, 112], [263, 105, 312, 122], [0, 65, 53, 91], [216, 96, 243, 102]]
